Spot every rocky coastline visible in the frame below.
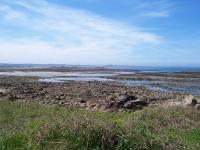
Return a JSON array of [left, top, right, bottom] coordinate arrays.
[[1, 74, 200, 112]]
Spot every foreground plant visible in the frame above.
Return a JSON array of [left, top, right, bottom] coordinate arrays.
[[0, 100, 200, 149]]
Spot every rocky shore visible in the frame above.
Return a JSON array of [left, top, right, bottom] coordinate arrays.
[[1, 75, 200, 112]]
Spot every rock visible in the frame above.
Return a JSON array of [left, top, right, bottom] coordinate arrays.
[[105, 101, 117, 110], [117, 109, 124, 112], [123, 99, 148, 109], [0, 92, 5, 97], [109, 96, 115, 101], [184, 95, 198, 106], [79, 103, 87, 108], [196, 104, 200, 110], [8, 95, 19, 101], [78, 98, 86, 103], [105, 95, 140, 111], [58, 101, 66, 105], [39, 90, 47, 96], [55, 95, 65, 100], [196, 98, 200, 104], [87, 101, 97, 108], [116, 95, 137, 106], [89, 103, 96, 108], [0, 89, 7, 97], [192, 99, 198, 106]]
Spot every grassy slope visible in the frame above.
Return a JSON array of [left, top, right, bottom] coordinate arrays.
[[0, 100, 200, 150]]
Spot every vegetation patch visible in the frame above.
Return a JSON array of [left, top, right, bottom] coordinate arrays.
[[0, 100, 200, 149]]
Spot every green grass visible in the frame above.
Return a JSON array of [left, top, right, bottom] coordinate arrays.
[[0, 100, 200, 150]]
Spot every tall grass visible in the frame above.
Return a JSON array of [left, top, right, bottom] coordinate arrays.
[[0, 100, 200, 149]]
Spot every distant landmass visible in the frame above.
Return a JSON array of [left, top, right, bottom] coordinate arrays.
[[0, 63, 200, 72]]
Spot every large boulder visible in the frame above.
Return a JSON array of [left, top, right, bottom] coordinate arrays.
[[105, 95, 148, 111], [123, 99, 148, 109], [116, 95, 137, 106], [106, 95, 136, 109], [184, 95, 199, 107], [196, 98, 200, 104], [196, 104, 200, 111]]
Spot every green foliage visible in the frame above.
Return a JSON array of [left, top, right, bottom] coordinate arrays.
[[0, 100, 200, 149]]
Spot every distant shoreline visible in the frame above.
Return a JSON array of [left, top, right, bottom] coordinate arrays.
[[0, 63, 200, 73]]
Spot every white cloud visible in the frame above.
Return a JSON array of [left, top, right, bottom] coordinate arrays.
[[0, 0, 163, 65]]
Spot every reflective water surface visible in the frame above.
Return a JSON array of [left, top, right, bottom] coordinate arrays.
[[1, 71, 200, 95]]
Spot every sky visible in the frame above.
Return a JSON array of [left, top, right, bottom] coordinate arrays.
[[0, 0, 199, 66]]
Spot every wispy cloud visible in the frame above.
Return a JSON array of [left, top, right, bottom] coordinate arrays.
[[138, 0, 172, 18], [0, 0, 163, 65], [0, 3, 26, 21], [143, 11, 169, 17]]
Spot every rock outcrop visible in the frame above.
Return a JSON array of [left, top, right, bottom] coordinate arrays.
[[184, 95, 200, 109], [105, 95, 148, 112], [0, 76, 190, 112]]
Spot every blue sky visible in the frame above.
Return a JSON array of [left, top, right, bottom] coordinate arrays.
[[0, 0, 199, 66]]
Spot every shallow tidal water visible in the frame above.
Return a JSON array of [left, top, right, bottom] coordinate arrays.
[[1, 71, 200, 95]]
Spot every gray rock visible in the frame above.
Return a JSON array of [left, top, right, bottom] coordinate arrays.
[[104, 95, 147, 111], [8, 95, 19, 101], [0, 89, 7, 97], [116, 95, 137, 106], [196, 98, 200, 104], [196, 104, 200, 110], [123, 99, 148, 109], [78, 98, 86, 103], [184, 95, 198, 107]]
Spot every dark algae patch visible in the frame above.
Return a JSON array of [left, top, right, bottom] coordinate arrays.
[[0, 100, 200, 149]]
